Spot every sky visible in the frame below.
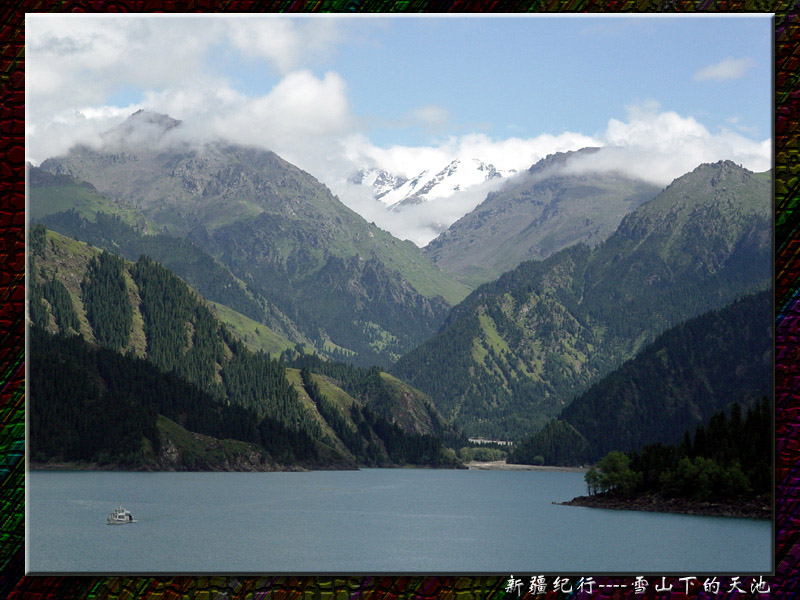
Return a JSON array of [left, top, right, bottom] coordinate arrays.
[[26, 14, 773, 243]]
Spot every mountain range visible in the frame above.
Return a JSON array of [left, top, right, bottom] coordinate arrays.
[[28, 225, 461, 470], [509, 289, 772, 466], [37, 110, 470, 367], [29, 110, 772, 466], [393, 160, 771, 439]]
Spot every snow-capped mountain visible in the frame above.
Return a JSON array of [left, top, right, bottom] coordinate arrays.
[[348, 158, 516, 210]]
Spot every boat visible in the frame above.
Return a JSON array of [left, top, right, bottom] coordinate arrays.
[[106, 504, 135, 524]]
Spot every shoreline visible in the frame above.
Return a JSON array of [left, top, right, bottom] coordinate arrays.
[[467, 460, 588, 473], [28, 460, 351, 473], [28, 460, 464, 473], [560, 492, 771, 520]]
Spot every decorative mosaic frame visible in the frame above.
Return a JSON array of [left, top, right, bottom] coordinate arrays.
[[2, 3, 798, 598]]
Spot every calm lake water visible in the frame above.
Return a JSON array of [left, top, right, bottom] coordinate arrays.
[[27, 469, 771, 574]]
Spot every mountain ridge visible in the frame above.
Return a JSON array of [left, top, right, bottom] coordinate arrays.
[[509, 289, 772, 466], [36, 112, 471, 366], [392, 160, 771, 439], [423, 148, 662, 286], [28, 226, 462, 469]]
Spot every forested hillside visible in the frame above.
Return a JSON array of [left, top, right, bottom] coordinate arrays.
[[509, 290, 771, 465], [283, 350, 465, 446], [28, 226, 460, 470], [393, 161, 771, 439], [29, 327, 320, 468], [568, 398, 771, 518]]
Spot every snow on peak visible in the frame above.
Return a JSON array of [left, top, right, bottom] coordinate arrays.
[[350, 157, 516, 210]]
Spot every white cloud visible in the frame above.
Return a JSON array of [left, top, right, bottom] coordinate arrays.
[[559, 102, 771, 186], [693, 57, 755, 82], [332, 101, 771, 245], [341, 131, 600, 179], [331, 175, 511, 247], [25, 15, 347, 165], [330, 131, 600, 245], [227, 18, 342, 74]]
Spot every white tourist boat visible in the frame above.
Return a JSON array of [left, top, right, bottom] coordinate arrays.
[[106, 504, 135, 524]]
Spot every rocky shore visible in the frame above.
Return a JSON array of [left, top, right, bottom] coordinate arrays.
[[560, 492, 771, 520]]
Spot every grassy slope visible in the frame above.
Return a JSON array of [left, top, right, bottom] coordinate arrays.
[[284, 368, 355, 458], [208, 301, 296, 357], [29, 181, 152, 230], [33, 231, 103, 343], [367, 227, 472, 305]]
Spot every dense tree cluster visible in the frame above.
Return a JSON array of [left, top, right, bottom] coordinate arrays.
[[585, 397, 771, 501], [29, 326, 317, 465], [41, 276, 81, 334], [30, 331, 157, 465], [508, 290, 771, 466], [28, 276, 50, 331], [508, 419, 589, 467], [81, 251, 133, 350], [133, 255, 227, 391], [132, 254, 319, 437], [224, 344, 318, 436]]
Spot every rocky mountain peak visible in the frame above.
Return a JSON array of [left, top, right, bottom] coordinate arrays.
[[101, 110, 183, 147], [527, 147, 602, 176]]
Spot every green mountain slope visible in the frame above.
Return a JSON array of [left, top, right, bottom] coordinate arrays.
[[424, 149, 662, 286], [30, 166, 316, 349], [29, 226, 460, 469], [28, 165, 151, 229], [29, 326, 325, 469], [38, 111, 470, 366], [281, 350, 463, 444], [29, 227, 317, 434], [509, 290, 772, 466], [392, 161, 771, 439]]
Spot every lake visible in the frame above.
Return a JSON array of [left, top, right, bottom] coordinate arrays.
[[27, 469, 771, 574]]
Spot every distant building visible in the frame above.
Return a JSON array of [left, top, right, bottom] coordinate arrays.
[[468, 437, 514, 447]]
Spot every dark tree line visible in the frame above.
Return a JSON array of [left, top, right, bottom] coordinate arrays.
[[585, 397, 771, 501], [29, 326, 317, 465], [131, 254, 319, 437], [82, 250, 133, 350], [42, 276, 80, 333]]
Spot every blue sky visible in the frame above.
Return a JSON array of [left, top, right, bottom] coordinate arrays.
[[205, 16, 771, 147]]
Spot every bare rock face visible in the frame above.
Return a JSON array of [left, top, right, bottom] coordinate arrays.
[[424, 148, 662, 287]]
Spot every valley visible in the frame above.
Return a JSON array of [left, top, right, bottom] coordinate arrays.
[[28, 111, 771, 485]]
